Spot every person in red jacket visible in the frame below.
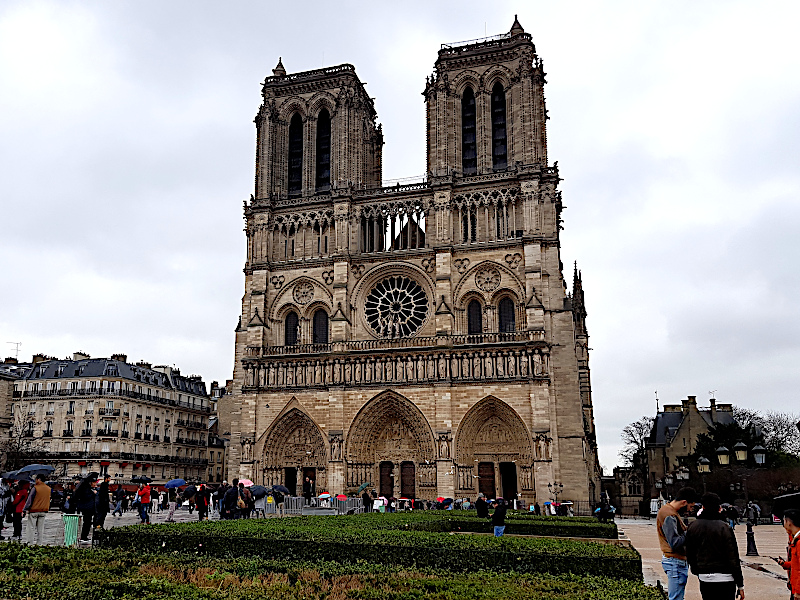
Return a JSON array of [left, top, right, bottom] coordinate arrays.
[[777, 509, 800, 600], [11, 481, 29, 539], [137, 483, 151, 524]]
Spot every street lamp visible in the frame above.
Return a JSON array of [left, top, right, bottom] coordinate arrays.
[[752, 445, 766, 465], [697, 457, 711, 473], [733, 442, 748, 462], [716, 446, 730, 466]]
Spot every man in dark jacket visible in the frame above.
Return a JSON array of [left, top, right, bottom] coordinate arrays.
[[361, 490, 372, 513], [491, 498, 507, 537], [112, 485, 125, 517], [475, 493, 489, 518], [684, 493, 744, 599], [95, 475, 111, 530], [222, 478, 240, 519]]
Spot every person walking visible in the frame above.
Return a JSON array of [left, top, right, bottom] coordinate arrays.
[[273, 490, 285, 518], [9, 481, 29, 540], [475, 493, 489, 518], [196, 485, 209, 521], [361, 490, 372, 513], [491, 498, 507, 537], [684, 493, 744, 599], [112, 485, 125, 517], [222, 478, 240, 519], [776, 508, 800, 600], [137, 483, 151, 524], [95, 475, 111, 530], [74, 474, 98, 543], [303, 476, 313, 507], [166, 488, 178, 522], [22, 475, 50, 545], [656, 487, 699, 600]]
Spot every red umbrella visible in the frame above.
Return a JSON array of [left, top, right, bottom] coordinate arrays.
[[436, 497, 445, 502], [336, 494, 347, 501]]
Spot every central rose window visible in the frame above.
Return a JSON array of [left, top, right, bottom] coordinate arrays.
[[364, 276, 429, 338]]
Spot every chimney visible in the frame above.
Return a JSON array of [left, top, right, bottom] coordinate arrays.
[[111, 353, 127, 363], [32, 354, 47, 364], [135, 361, 152, 370], [73, 351, 90, 361], [709, 398, 717, 422], [3, 357, 17, 365]]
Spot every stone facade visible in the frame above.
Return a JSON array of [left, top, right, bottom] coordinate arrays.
[[223, 18, 601, 503]]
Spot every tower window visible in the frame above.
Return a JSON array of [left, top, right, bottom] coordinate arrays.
[[288, 113, 303, 196], [467, 300, 482, 335], [491, 83, 507, 170], [462, 207, 477, 243], [461, 87, 477, 175], [315, 109, 331, 191], [498, 297, 515, 333], [313, 309, 329, 345], [285, 311, 299, 346]]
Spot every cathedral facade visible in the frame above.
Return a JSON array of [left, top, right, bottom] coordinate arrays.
[[222, 18, 601, 504]]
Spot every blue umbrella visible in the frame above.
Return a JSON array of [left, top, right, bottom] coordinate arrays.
[[165, 478, 186, 489], [18, 464, 55, 477]]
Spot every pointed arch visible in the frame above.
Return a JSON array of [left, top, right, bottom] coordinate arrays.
[[491, 82, 508, 170], [461, 86, 477, 175], [455, 395, 533, 465], [288, 113, 303, 195], [260, 403, 327, 490], [345, 390, 436, 463]]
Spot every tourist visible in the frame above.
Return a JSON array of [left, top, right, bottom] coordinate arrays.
[[725, 504, 739, 530], [95, 475, 111, 530], [222, 478, 240, 519], [361, 490, 372, 513], [776, 508, 800, 600], [10, 481, 29, 540], [684, 493, 744, 599], [22, 474, 50, 545], [166, 487, 178, 522], [112, 485, 125, 517], [74, 474, 98, 542], [534, 502, 541, 516], [137, 482, 152, 524], [196, 484, 209, 521], [0, 478, 11, 538], [273, 489, 285, 517], [491, 498, 507, 537], [475, 493, 489, 518], [303, 476, 313, 506], [656, 487, 698, 600]]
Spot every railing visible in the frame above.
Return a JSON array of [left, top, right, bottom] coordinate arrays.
[[263, 62, 356, 85], [45, 410, 54, 415], [143, 434, 151, 441], [80, 429, 93, 437], [163, 436, 171, 443], [152, 435, 160, 442], [97, 429, 119, 437], [98, 408, 120, 416], [133, 432, 142, 440], [84, 409, 94, 415], [121, 431, 129, 438], [42, 430, 53, 437], [62, 430, 74, 437], [353, 180, 430, 197], [246, 330, 546, 358], [12, 388, 211, 412]]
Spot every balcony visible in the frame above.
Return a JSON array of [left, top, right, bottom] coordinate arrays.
[[80, 429, 93, 437], [135, 414, 143, 420], [45, 410, 55, 416], [143, 434, 151, 441], [175, 437, 185, 444], [98, 408, 120, 417], [42, 430, 53, 437], [133, 432, 142, 440], [175, 419, 187, 427], [66, 409, 75, 415], [123, 411, 129, 417], [163, 436, 171, 443], [152, 435, 160, 442], [97, 429, 119, 437], [84, 409, 94, 415], [121, 431, 129, 438], [62, 429, 74, 437], [23, 431, 34, 437], [145, 415, 151, 421]]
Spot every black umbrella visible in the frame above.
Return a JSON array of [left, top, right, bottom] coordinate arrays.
[[250, 485, 268, 499], [183, 485, 197, 498], [131, 475, 152, 483], [272, 484, 290, 495], [17, 464, 55, 478]]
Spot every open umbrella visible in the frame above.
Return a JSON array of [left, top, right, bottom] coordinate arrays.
[[239, 479, 254, 487], [357, 482, 372, 494], [250, 485, 268, 499], [131, 475, 152, 483], [336, 494, 347, 501], [17, 464, 55, 478], [319, 492, 331, 499], [436, 497, 445, 502], [165, 478, 186, 489], [183, 485, 197, 499], [272, 485, 290, 495]]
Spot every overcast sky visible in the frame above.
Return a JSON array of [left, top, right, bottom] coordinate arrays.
[[1, 1, 798, 470]]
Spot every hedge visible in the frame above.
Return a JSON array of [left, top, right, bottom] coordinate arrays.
[[0, 545, 662, 600], [94, 516, 640, 580]]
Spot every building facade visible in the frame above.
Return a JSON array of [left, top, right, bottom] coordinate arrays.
[[223, 18, 601, 502], [7, 353, 214, 482]]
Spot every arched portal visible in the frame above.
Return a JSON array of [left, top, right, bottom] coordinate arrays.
[[454, 396, 534, 500], [345, 391, 436, 498], [261, 407, 327, 495]]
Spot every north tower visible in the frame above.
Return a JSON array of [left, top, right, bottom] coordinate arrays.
[[222, 18, 601, 504]]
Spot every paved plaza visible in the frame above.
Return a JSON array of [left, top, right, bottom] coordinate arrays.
[[622, 518, 790, 599]]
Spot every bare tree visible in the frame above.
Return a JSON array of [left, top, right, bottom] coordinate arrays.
[[761, 411, 800, 457], [0, 411, 43, 471], [619, 416, 654, 467]]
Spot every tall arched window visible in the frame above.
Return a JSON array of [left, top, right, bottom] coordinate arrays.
[[285, 311, 299, 346], [288, 114, 303, 196], [315, 109, 331, 191], [461, 87, 477, 175], [467, 300, 482, 335], [498, 297, 515, 333], [491, 83, 507, 170], [313, 308, 329, 344]]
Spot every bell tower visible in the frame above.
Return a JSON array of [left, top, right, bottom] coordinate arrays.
[[424, 16, 548, 177]]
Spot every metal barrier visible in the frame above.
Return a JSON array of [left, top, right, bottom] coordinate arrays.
[[258, 496, 364, 517]]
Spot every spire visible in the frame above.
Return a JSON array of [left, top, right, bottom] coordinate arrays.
[[272, 57, 286, 77], [510, 15, 525, 36], [572, 262, 587, 336]]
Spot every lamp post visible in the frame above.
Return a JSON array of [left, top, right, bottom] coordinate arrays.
[[697, 457, 710, 494], [548, 482, 564, 502], [710, 443, 760, 556]]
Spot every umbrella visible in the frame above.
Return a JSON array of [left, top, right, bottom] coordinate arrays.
[[272, 485, 290, 494], [436, 497, 445, 502], [131, 475, 152, 483], [335, 494, 347, 501], [17, 464, 55, 478], [357, 482, 372, 494], [399, 497, 410, 501], [250, 485, 268, 499], [183, 485, 197, 498], [319, 492, 331, 499], [165, 479, 186, 489], [239, 479, 254, 487]]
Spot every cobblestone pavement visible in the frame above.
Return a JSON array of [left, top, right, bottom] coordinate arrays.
[[0, 507, 224, 546], [621, 518, 789, 599]]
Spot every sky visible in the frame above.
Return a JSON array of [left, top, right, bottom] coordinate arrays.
[[1, 1, 798, 471]]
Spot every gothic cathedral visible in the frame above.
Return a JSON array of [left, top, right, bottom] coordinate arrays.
[[222, 18, 601, 504]]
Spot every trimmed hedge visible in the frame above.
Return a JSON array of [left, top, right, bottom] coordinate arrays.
[[94, 514, 640, 580], [0, 545, 663, 600]]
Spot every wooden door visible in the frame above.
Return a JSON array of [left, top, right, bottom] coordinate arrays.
[[400, 461, 415, 498], [478, 461, 496, 498], [379, 461, 394, 497]]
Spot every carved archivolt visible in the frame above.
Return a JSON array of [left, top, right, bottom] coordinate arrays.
[[269, 276, 333, 321], [454, 260, 524, 307], [345, 390, 436, 464], [261, 407, 327, 469], [454, 396, 534, 465]]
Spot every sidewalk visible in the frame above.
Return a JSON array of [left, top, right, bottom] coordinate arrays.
[[621, 518, 788, 599]]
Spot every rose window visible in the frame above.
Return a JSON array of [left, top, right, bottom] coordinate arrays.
[[364, 276, 429, 338]]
